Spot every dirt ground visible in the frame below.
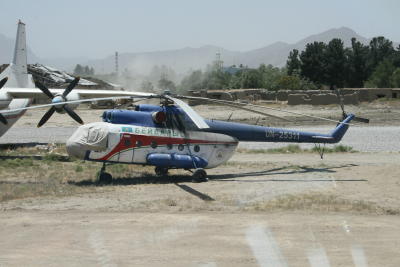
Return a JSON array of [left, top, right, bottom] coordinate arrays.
[[1, 101, 400, 266], [1, 151, 400, 266]]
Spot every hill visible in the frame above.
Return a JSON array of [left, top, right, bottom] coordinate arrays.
[[1, 27, 396, 73]]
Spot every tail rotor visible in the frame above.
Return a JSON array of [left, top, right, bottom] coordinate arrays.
[[333, 86, 369, 123]]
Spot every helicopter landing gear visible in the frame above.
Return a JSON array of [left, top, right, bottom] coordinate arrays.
[[192, 168, 208, 183], [98, 163, 112, 184], [155, 166, 169, 176]]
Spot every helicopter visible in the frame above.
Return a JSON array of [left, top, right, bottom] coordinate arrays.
[[0, 86, 369, 183]]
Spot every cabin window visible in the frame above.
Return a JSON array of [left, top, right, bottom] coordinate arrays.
[[151, 141, 158, 149], [124, 138, 131, 147], [167, 143, 173, 150], [178, 144, 184, 151], [136, 140, 142, 147], [194, 145, 200, 152]]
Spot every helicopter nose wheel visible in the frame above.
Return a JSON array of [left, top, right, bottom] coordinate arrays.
[[192, 168, 208, 183], [98, 163, 112, 184], [155, 166, 169, 176]]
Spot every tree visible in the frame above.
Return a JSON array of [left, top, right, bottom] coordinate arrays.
[[368, 37, 395, 75], [179, 70, 203, 92], [202, 69, 231, 89], [158, 77, 176, 92], [324, 38, 348, 88], [390, 68, 400, 87], [300, 42, 327, 85], [346, 38, 369, 87], [73, 64, 83, 75], [286, 49, 301, 75], [141, 80, 154, 92], [240, 69, 264, 89], [365, 59, 395, 88], [258, 64, 285, 90]]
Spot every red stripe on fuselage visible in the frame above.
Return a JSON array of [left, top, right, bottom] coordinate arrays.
[[98, 133, 237, 161]]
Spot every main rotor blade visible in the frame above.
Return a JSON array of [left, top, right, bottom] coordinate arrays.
[[37, 106, 56, 127], [0, 77, 8, 89], [0, 114, 7, 125], [0, 96, 141, 114], [179, 95, 351, 125], [177, 95, 290, 122], [212, 99, 292, 122], [165, 95, 209, 129], [63, 105, 84, 124], [63, 77, 80, 98], [35, 81, 54, 99]]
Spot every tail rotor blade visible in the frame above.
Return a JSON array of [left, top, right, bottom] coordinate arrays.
[[37, 106, 56, 127], [353, 116, 369, 123], [35, 81, 54, 99], [63, 105, 83, 124], [63, 77, 80, 98], [333, 86, 346, 118], [0, 77, 8, 89], [0, 113, 8, 125]]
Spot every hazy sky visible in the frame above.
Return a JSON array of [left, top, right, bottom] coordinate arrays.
[[1, 0, 399, 59]]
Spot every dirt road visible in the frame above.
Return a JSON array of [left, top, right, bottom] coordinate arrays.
[[1, 211, 399, 267]]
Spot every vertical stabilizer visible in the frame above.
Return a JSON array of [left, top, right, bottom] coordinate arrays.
[[1, 20, 33, 88], [13, 20, 28, 71], [0, 20, 33, 137]]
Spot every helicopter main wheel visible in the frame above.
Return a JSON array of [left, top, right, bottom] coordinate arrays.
[[192, 168, 208, 183], [98, 172, 112, 184], [155, 166, 169, 176]]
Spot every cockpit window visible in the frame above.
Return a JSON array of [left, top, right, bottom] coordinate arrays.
[[69, 123, 109, 151]]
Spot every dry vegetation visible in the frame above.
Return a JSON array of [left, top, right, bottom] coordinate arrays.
[[237, 144, 355, 154], [248, 192, 400, 215], [0, 145, 157, 202], [1, 144, 399, 216]]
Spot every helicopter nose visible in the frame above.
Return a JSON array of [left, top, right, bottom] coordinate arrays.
[[66, 138, 86, 159], [66, 122, 110, 159]]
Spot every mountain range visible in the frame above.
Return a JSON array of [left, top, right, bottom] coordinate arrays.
[[0, 27, 394, 75]]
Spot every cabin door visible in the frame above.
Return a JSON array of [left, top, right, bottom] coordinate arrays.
[[118, 133, 134, 163]]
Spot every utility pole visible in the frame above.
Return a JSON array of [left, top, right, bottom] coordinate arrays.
[[115, 51, 119, 77], [214, 52, 223, 70]]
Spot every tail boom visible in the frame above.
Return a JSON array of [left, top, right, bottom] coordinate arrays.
[[204, 114, 354, 144]]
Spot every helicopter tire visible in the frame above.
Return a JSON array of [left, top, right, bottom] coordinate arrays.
[[192, 168, 208, 183], [155, 166, 169, 176], [98, 172, 112, 184]]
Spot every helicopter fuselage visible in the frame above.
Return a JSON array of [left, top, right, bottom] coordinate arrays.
[[67, 121, 238, 169]]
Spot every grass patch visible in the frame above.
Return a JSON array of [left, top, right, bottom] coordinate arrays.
[[0, 158, 36, 168], [0, 146, 163, 202], [238, 144, 356, 154], [249, 193, 399, 215]]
